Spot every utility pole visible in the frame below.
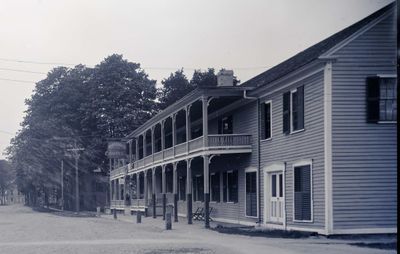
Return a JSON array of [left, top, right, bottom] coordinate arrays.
[[66, 140, 84, 214]]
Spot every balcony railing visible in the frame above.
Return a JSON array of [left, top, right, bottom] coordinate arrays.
[[110, 164, 128, 178], [123, 134, 251, 174], [209, 134, 252, 147]]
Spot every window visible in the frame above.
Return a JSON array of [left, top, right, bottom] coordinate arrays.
[[245, 171, 257, 217], [261, 101, 272, 140], [218, 115, 233, 134], [283, 86, 304, 134], [193, 175, 204, 202], [210, 173, 220, 202], [178, 176, 186, 201], [222, 171, 238, 203], [294, 163, 312, 221], [367, 76, 397, 123]]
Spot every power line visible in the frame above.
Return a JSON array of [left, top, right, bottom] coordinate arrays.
[[0, 77, 36, 84], [0, 57, 270, 71], [0, 67, 46, 75], [0, 57, 76, 66]]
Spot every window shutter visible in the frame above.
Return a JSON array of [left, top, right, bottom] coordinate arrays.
[[283, 92, 291, 134], [294, 165, 311, 221], [366, 77, 380, 123], [260, 103, 266, 139], [297, 86, 304, 129]]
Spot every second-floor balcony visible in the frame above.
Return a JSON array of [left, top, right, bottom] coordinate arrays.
[[129, 133, 251, 173]]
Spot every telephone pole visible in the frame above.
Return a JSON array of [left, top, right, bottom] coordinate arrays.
[[66, 140, 84, 213]]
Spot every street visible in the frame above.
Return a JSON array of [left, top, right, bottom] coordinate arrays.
[[0, 204, 395, 254]]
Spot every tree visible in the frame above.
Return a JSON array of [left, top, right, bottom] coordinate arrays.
[[7, 54, 158, 209], [0, 160, 14, 205], [158, 69, 194, 109]]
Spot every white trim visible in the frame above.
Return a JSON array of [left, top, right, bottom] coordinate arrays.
[[289, 88, 305, 134], [320, 10, 394, 58], [377, 74, 397, 78], [323, 61, 333, 235], [244, 167, 259, 218], [332, 228, 397, 235], [263, 162, 286, 227], [211, 217, 257, 227], [292, 159, 313, 223]]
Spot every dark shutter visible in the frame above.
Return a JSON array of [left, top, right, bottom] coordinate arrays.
[[297, 86, 304, 130], [283, 92, 291, 134], [366, 77, 380, 123], [265, 103, 271, 139], [223, 172, 227, 202], [260, 103, 266, 140], [294, 165, 311, 221]]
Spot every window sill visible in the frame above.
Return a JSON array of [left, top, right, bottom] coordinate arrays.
[[245, 215, 258, 219], [260, 138, 272, 143], [290, 128, 305, 135], [378, 121, 397, 124], [293, 219, 313, 223]]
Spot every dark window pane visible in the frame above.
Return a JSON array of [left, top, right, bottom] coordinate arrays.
[[265, 103, 271, 139], [283, 92, 290, 134], [271, 174, 277, 197], [279, 174, 283, 197], [211, 173, 220, 202], [246, 172, 257, 217], [294, 165, 311, 221], [223, 172, 227, 202]]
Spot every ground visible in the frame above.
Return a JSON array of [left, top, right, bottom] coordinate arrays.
[[0, 204, 396, 254]]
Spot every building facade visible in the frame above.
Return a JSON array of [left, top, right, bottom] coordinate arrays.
[[109, 3, 397, 235]]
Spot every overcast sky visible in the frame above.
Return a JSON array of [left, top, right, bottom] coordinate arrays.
[[0, 0, 393, 159]]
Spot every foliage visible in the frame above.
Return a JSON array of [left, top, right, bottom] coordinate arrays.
[[0, 160, 14, 196], [6, 54, 158, 207]]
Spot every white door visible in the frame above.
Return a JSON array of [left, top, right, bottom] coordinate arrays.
[[270, 172, 284, 223]]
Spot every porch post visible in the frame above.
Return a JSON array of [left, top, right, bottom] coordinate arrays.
[[144, 170, 148, 215], [186, 158, 192, 224], [202, 96, 208, 147], [151, 127, 155, 159], [135, 138, 139, 161], [136, 173, 140, 201], [152, 168, 156, 218], [143, 133, 146, 157], [185, 105, 191, 152], [203, 155, 210, 228], [128, 140, 133, 164], [172, 114, 176, 156], [173, 162, 178, 222], [162, 165, 166, 220], [161, 121, 165, 159]]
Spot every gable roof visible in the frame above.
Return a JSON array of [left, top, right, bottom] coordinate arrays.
[[241, 2, 395, 88]]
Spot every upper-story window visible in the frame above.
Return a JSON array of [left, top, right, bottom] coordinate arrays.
[[367, 76, 397, 123], [283, 86, 304, 134], [218, 115, 233, 134], [261, 101, 272, 140]]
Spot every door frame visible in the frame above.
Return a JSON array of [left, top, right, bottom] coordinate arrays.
[[264, 162, 286, 228]]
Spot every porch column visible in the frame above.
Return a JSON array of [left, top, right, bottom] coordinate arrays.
[[152, 168, 156, 218], [202, 96, 209, 147], [124, 175, 128, 206], [173, 162, 178, 222], [135, 138, 139, 161], [109, 159, 112, 207], [151, 127, 155, 160], [143, 133, 146, 157], [186, 159, 192, 224], [161, 121, 165, 159], [128, 140, 133, 164], [136, 173, 140, 200], [185, 105, 191, 152], [144, 170, 148, 214], [162, 165, 166, 220], [203, 155, 210, 228], [172, 114, 176, 156]]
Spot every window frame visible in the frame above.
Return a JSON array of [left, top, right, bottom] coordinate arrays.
[[263, 100, 272, 141], [290, 88, 305, 134], [223, 170, 238, 203], [292, 159, 313, 223], [245, 167, 259, 218], [377, 75, 397, 123]]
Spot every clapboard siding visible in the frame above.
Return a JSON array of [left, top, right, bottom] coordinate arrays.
[[259, 68, 325, 230], [331, 11, 397, 230]]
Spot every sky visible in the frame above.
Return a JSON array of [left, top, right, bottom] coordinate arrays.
[[0, 0, 393, 159]]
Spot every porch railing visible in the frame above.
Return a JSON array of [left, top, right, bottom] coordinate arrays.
[[188, 136, 204, 151], [208, 134, 252, 147]]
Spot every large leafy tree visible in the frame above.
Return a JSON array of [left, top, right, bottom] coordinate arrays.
[[158, 69, 194, 110], [0, 160, 14, 205], [7, 54, 158, 208]]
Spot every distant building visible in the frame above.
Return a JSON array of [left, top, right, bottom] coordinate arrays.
[[109, 3, 396, 235]]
